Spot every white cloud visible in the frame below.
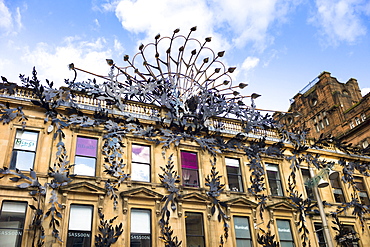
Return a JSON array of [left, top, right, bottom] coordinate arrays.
[[362, 87, 370, 96], [311, 0, 369, 45], [0, 0, 13, 32], [21, 37, 114, 87], [241, 57, 260, 71], [113, 0, 299, 52], [15, 7, 22, 29], [113, 38, 124, 53]]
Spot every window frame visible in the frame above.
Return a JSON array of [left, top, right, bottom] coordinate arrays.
[[74, 136, 98, 177], [66, 204, 94, 247], [130, 208, 152, 247], [301, 168, 315, 200], [314, 223, 327, 247], [185, 212, 206, 247], [0, 200, 28, 247], [181, 151, 200, 188], [276, 219, 295, 247], [233, 215, 253, 247], [330, 175, 346, 203], [354, 176, 370, 205], [131, 144, 151, 183], [225, 157, 244, 192], [10, 129, 39, 171], [342, 224, 359, 247], [266, 163, 284, 196]]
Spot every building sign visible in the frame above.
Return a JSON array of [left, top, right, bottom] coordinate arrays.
[[68, 232, 91, 238], [0, 230, 22, 236], [76, 137, 97, 157], [131, 234, 150, 240]]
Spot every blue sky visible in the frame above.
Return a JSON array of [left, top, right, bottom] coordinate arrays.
[[1, 0, 369, 112]]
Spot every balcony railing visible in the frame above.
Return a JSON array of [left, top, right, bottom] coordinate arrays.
[[0, 87, 282, 140]]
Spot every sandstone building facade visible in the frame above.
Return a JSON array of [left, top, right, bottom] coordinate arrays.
[[279, 71, 370, 149]]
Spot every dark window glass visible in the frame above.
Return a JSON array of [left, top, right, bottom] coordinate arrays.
[[276, 220, 295, 247], [131, 209, 151, 247], [342, 225, 359, 247], [185, 212, 205, 247], [74, 137, 97, 176], [314, 223, 327, 247], [226, 158, 243, 192], [0, 201, 27, 247], [234, 216, 252, 247], [67, 205, 93, 247], [301, 169, 315, 200], [266, 164, 283, 196], [131, 144, 151, 182], [10, 130, 39, 170], [181, 152, 199, 187], [354, 177, 370, 205], [330, 176, 345, 203]]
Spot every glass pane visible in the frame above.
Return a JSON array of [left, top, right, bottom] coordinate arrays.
[[277, 220, 293, 241], [227, 166, 240, 175], [14, 130, 38, 151], [131, 209, 150, 234], [0, 201, 27, 247], [182, 169, 199, 187], [68, 205, 93, 231], [228, 174, 243, 192], [234, 217, 251, 238], [280, 242, 294, 247], [131, 163, 150, 182], [132, 145, 150, 163], [185, 212, 205, 247], [236, 239, 252, 247], [266, 164, 278, 172], [74, 156, 96, 176], [330, 178, 341, 188], [181, 152, 198, 169], [225, 158, 240, 167], [187, 236, 205, 247], [185, 212, 204, 236], [268, 173, 283, 196], [76, 137, 97, 157], [10, 150, 35, 170]]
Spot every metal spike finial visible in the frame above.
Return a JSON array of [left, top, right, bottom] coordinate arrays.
[[106, 59, 114, 66]]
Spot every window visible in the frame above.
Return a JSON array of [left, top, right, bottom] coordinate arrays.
[[131, 209, 151, 247], [361, 113, 366, 121], [74, 137, 98, 176], [0, 201, 27, 247], [226, 158, 243, 192], [276, 220, 295, 247], [233, 216, 252, 247], [354, 177, 370, 205], [266, 164, 283, 196], [324, 117, 329, 126], [314, 223, 327, 247], [330, 176, 345, 203], [67, 205, 93, 247], [301, 169, 315, 200], [181, 151, 199, 187], [342, 225, 359, 247], [131, 144, 151, 182], [10, 130, 39, 170], [363, 140, 369, 149], [355, 117, 361, 125], [185, 212, 205, 247]]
